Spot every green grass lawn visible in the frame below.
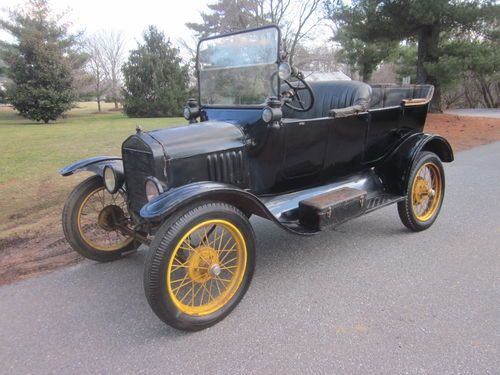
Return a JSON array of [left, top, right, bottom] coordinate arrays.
[[0, 102, 182, 183], [0, 102, 182, 236]]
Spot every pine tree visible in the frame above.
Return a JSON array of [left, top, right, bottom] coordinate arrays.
[[122, 26, 189, 117], [0, 0, 83, 123], [327, 0, 399, 82], [326, 0, 497, 110]]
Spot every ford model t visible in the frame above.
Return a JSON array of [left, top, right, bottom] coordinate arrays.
[[61, 26, 453, 331]]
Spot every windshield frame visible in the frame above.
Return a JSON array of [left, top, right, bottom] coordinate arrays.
[[196, 25, 281, 109]]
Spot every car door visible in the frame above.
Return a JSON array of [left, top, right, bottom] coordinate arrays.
[[323, 114, 369, 177], [282, 118, 329, 179]]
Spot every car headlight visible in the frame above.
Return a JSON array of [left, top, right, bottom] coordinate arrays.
[[278, 62, 292, 80], [262, 107, 273, 123], [103, 165, 122, 194], [261, 105, 282, 124], [145, 177, 164, 202], [183, 98, 200, 123]]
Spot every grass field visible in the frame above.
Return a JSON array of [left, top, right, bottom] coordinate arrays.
[[0, 102, 182, 240]]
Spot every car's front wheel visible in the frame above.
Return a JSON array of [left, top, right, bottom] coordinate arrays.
[[398, 151, 445, 231], [144, 202, 255, 331], [62, 175, 136, 262]]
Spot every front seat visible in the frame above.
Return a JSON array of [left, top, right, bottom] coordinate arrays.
[[282, 80, 372, 120]]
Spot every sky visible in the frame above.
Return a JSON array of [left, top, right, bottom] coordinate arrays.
[[0, 0, 207, 54]]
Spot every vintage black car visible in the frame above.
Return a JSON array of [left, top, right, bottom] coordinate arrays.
[[60, 26, 453, 331]]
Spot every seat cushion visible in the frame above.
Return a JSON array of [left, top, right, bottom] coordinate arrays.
[[370, 84, 434, 108], [282, 80, 372, 119]]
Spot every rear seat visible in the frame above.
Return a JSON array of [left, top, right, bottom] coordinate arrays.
[[370, 84, 434, 108]]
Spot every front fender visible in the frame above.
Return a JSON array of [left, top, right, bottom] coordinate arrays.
[[60, 156, 122, 177], [376, 133, 454, 195], [139, 181, 307, 235], [140, 182, 269, 221]]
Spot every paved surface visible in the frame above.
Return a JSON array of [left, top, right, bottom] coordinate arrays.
[[1, 143, 499, 375], [445, 109, 500, 119]]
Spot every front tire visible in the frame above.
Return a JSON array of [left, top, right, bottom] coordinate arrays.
[[144, 202, 255, 331], [398, 151, 445, 231], [62, 175, 136, 262]]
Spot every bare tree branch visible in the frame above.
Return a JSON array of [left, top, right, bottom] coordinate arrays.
[[97, 31, 125, 109]]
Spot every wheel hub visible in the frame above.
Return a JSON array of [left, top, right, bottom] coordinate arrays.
[[97, 205, 126, 231], [187, 247, 220, 283], [413, 178, 431, 205]]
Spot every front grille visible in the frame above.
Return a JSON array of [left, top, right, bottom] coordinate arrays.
[[122, 147, 155, 212], [207, 150, 246, 185]]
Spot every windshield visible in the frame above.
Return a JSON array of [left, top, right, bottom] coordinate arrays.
[[198, 27, 279, 106]]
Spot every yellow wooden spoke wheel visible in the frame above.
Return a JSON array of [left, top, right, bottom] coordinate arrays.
[[398, 152, 445, 231], [144, 202, 255, 331], [63, 176, 136, 262]]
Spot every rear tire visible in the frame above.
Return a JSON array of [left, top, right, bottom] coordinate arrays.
[[62, 175, 136, 262], [144, 202, 255, 331], [398, 151, 445, 232]]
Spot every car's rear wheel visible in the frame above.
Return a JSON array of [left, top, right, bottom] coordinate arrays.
[[398, 151, 445, 231], [144, 202, 255, 331], [62, 175, 136, 262]]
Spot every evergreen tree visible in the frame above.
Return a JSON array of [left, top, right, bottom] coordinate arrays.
[[0, 0, 83, 123], [122, 26, 189, 117], [327, 0, 398, 82], [326, 0, 497, 110]]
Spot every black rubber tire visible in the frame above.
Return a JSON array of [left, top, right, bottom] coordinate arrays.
[[62, 175, 136, 262], [397, 151, 445, 232], [144, 201, 255, 331]]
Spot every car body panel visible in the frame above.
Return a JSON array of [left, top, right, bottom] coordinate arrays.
[[60, 156, 122, 177]]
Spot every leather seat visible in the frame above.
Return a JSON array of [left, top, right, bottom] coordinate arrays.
[[282, 80, 372, 119], [370, 84, 434, 108]]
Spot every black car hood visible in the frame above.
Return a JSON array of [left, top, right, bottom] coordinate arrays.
[[147, 120, 245, 160]]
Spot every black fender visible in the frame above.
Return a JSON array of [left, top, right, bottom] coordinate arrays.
[[139, 181, 307, 235], [376, 133, 454, 195], [60, 156, 122, 177]]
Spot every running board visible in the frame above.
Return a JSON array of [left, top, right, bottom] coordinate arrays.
[[261, 170, 404, 234], [299, 189, 403, 231]]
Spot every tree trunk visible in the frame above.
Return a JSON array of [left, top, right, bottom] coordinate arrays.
[[464, 77, 474, 108], [361, 64, 371, 83], [477, 73, 494, 108], [96, 70, 102, 112], [417, 25, 441, 112]]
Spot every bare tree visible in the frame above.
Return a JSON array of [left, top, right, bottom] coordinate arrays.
[[85, 34, 108, 111], [185, 0, 323, 65], [98, 31, 125, 109], [277, 0, 322, 65]]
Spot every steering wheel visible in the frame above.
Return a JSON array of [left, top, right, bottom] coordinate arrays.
[[282, 74, 315, 112]]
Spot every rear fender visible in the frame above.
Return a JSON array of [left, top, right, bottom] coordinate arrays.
[[60, 156, 122, 177], [376, 133, 453, 195]]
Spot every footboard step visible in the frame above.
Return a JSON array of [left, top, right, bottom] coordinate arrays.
[[298, 188, 403, 230]]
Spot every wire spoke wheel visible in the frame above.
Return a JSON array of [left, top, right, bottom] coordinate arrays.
[[144, 202, 255, 331], [398, 152, 446, 232], [411, 162, 442, 222], [167, 219, 247, 316], [77, 186, 134, 251], [63, 176, 137, 262]]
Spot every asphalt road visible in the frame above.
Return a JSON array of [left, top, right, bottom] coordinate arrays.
[[445, 109, 500, 119], [1, 142, 499, 374]]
